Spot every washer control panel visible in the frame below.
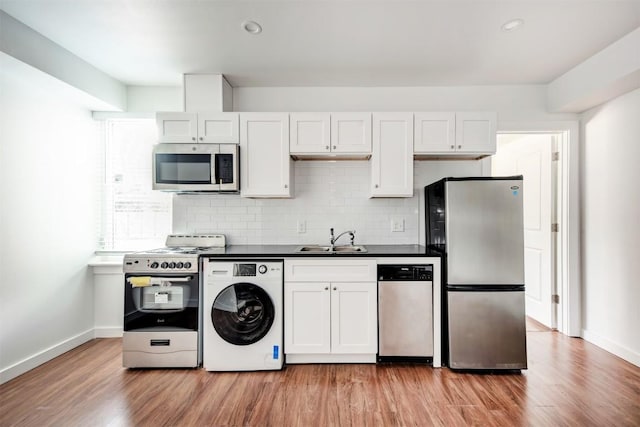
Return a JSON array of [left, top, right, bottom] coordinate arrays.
[[232, 262, 282, 278]]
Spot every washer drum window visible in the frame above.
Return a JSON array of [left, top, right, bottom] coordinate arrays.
[[211, 283, 275, 346]]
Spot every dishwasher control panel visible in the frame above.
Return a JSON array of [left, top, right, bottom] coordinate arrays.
[[378, 265, 433, 281]]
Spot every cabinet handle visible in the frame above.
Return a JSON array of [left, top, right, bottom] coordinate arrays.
[[199, 137, 203, 141], [284, 184, 288, 189], [333, 287, 337, 291], [325, 145, 329, 150], [458, 145, 462, 149], [332, 145, 336, 149], [324, 286, 329, 290], [375, 184, 379, 188], [450, 145, 454, 149], [192, 137, 196, 141]]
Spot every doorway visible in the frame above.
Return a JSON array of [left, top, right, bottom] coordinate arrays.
[[489, 122, 580, 338], [492, 133, 559, 329]]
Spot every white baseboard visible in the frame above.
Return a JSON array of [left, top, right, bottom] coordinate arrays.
[[0, 329, 94, 385], [94, 327, 123, 338], [582, 329, 640, 367]]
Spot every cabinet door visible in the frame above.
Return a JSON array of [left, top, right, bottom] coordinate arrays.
[[371, 113, 414, 197], [157, 112, 198, 143], [331, 113, 372, 153], [284, 282, 331, 354], [198, 112, 239, 143], [414, 112, 456, 153], [240, 113, 292, 198], [290, 113, 330, 154], [455, 112, 497, 154], [330, 282, 377, 354]]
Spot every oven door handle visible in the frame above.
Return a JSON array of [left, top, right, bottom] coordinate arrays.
[[150, 276, 192, 282], [127, 276, 192, 287]]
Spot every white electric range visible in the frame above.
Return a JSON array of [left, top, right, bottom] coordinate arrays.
[[122, 234, 225, 368]]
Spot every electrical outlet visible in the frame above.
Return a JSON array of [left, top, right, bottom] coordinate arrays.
[[297, 220, 306, 233], [391, 217, 405, 232]]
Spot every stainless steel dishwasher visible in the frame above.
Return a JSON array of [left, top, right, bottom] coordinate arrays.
[[377, 264, 433, 363]]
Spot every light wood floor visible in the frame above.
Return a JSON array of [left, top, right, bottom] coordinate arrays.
[[1, 323, 639, 426]]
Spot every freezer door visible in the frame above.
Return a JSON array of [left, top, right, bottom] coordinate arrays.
[[446, 179, 524, 285], [447, 290, 527, 369]]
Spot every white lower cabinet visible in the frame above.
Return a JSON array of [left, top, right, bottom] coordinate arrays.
[[284, 259, 377, 363]]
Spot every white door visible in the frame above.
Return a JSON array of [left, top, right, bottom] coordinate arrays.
[[284, 282, 331, 354], [492, 134, 554, 328], [330, 282, 377, 354]]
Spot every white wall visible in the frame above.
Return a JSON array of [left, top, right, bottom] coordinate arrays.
[[0, 55, 102, 383], [173, 160, 485, 245], [580, 88, 640, 366], [0, 10, 126, 111], [234, 85, 578, 122]]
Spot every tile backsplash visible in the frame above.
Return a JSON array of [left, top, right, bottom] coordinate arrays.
[[172, 160, 485, 245]]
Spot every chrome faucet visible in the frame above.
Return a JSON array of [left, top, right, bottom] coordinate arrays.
[[330, 228, 355, 251]]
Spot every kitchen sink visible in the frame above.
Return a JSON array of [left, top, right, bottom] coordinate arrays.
[[296, 245, 368, 253], [297, 245, 331, 252]]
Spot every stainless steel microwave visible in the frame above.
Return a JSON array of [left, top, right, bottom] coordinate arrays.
[[152, 143, 239, 192]]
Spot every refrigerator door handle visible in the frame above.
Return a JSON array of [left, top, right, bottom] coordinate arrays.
[[448, 284, 525, 292]]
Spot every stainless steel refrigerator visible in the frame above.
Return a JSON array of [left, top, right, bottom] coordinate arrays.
[[425, 176, 527, 370]]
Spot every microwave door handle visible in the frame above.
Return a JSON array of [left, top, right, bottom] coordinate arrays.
[[212, 153, 223, 189], [211, 153, 218, 189]]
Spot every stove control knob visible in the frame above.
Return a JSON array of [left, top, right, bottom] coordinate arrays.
[[258, 265, 268, 274], [184, 262, 192, 269], [161, 262, 168, 269], [150, 262, 159, 269], [176, 262, 184, 269], [168, 262, 176, 269]]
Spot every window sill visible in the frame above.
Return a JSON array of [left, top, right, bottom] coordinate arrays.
[[89, 254, 124, 266]]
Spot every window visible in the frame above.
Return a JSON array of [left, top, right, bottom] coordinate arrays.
[[99, 119, 171, 251]]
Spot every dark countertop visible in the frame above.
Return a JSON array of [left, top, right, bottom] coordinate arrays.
[[199, 244, 442, 258]]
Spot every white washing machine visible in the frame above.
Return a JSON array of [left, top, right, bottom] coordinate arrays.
[[202, 259, 283, 371]]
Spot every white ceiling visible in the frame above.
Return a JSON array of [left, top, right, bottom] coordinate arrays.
[[1, 0, 639, 87]]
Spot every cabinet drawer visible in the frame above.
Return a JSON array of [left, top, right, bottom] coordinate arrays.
[[285, 259, 376, 282]]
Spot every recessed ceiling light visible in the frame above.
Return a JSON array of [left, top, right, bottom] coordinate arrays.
[[501, 18, 524, 32], [242, 20, 262, 35]]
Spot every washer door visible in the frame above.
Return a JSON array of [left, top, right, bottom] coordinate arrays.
[[211, 282, 275, 346]]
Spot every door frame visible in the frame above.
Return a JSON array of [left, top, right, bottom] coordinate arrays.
[[493, 121, 581, 337]]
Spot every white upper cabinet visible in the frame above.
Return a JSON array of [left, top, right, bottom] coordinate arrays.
[[455, 112, 497, 154], [156, 112, 198, 143], [289, 113, 331, 154], [240, 113, 292, 198], [414, 112, 456, 153], [370, 113, 414, 198], [197, 112, 239, 143], [414, 112, 497, 157], [157, 112, 239, 144], [331, 113, 372, 154], [289, 113, 372, 156]]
